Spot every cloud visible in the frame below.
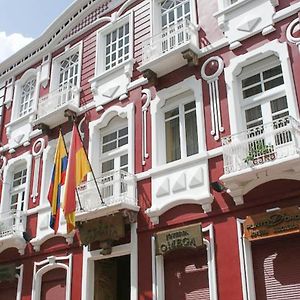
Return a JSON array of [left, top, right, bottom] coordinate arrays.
[[0, 32, 34, 63]]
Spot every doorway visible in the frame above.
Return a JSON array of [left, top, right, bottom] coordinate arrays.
[[94, 255, 130, 300]]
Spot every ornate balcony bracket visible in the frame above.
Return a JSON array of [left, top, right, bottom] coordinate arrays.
[[182, 49, 199, 67], [122, 209, 138, 224], [33, 123, 50, 135], [64, 109, 77, 123], [142, 69, 158, 85]]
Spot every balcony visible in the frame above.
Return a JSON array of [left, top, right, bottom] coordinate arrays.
[[220, 116, 300, 204], [0, 210, 26, 254], [33, 84, 81, 129], [76, 170, 139, 222], [138, 19, 199, 79]]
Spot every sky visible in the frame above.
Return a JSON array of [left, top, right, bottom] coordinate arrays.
[[0, 0, 75, 63]]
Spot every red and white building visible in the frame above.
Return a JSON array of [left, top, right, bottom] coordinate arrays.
[[0, 0, 300, 299]]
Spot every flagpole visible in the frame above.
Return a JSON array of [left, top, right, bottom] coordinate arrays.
[[74, 124, 105, 205], [60, 128, 84, 211]]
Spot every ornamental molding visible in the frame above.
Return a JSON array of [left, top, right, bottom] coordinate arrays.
[[0, 0, 136, 81], [286, 17, 300, 53], [201, 56, 224, 141]]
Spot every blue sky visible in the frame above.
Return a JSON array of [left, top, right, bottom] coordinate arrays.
[[0, 0, 75, 62]]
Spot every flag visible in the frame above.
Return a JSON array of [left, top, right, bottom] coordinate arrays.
[[48, 131, 68, 233], [63, 124, 91, 233]]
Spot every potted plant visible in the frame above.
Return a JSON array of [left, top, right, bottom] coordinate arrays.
[[244, 141, 276, 165]]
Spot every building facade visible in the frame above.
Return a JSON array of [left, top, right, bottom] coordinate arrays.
[[0, 0, 300, 299]]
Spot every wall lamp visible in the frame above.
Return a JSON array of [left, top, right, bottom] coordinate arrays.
[[210, 181, 227, 193]]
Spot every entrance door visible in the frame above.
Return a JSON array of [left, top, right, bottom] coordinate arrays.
[[94, 255, 130, 300]]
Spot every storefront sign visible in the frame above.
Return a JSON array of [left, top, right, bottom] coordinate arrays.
[[244, 207, 300, 241], [155, 223, 203, 255], [77, 213, 125, 246]]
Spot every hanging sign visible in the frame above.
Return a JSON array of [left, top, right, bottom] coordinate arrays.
[[244, 206, 300, 241], [155, 223, 203, 255], [77, 213, 125, 246]]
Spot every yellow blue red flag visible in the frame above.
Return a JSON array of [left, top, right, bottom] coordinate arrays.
[[48, 131, 68, 233], [63, 124, 91, 233]]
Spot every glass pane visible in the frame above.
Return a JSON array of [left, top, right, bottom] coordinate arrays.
[[165, 117, 181, 162], [165, 107, 179, 120], [263, 65, 282, 80], [264, 77, 284, 91], [245, 106, 262, 123], [102, 141, 117, 153], [185, 110, 199, 156], [118, 137, 128, 147], [242, 85, 262, 99], [184, 101, 195, 112], [271, 96, 288, 113], [242, 74, 260, 88], [103, 132, 117, 144], [102, 159, 114, 173], [120, 154, 128, 167], [119, 127, 128, 137]]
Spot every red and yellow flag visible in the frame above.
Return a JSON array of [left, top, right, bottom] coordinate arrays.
[[63, 124, 91, 233]]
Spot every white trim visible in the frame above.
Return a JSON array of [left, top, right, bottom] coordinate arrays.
[[81, 229, 138, 300], [153, 223, 218, 300], [31, 254, 72, 300], [236, 218, 256, 300], [16, 264, 24, 300]]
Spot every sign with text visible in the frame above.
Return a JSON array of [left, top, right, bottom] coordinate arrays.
[[77, 213, 125, 246], [244, 207, 300, 241], [155, 223, 203, 255]]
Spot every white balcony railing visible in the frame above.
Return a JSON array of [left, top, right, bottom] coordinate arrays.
[[77, 170, 137, 213], [142, 19, 198, 64], [0, 210, 24, 239], [222, 116, 300, 174], [37, 84, 80, 119]]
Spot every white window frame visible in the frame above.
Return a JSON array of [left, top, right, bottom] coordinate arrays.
[[95, 13, 133, 76], [49, 42, 83, 93], [151, 76, 205, 168], [89, 103, 135, 178], [238, 56, 287, 131], [152, 223, 218, 300], [151, 0, 198, 37], [12, 68, 39, 121], [0, 152, 32, 254], [224, 40, 299, 136]]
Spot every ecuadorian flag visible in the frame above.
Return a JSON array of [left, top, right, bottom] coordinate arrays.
[[63, 124, 91, 233], [48, 131, 68, 233]]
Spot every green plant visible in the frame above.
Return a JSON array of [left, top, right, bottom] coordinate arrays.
[[244, 142, 274, 164]]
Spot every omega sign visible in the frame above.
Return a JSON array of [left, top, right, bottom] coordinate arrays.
[[155, 223, 203, 255], [244, 207, 300, 241]]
